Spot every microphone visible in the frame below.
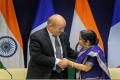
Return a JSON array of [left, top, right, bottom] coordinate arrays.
[[0, 61, 13, 80]]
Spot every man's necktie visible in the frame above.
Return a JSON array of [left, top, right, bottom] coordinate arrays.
[[54, 36, 62, 73], [54, 36, 62, 58]]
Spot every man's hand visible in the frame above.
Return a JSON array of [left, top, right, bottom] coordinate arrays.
[[57, 58, 70, 69]]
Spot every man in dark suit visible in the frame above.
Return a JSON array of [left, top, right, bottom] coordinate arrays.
[[27, 14, 77, 79]]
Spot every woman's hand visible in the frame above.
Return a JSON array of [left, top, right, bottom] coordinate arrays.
[[57, 58, 70, 69]]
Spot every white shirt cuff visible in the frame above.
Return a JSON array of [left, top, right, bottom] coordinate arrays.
[[55, 58, 61, 65], [53, 58, 61, 70]]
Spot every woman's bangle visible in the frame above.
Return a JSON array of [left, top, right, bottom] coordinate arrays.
[[71, 61, 74, 68]]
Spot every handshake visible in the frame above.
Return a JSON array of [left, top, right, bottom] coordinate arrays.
[[57, 58, 73, 69]]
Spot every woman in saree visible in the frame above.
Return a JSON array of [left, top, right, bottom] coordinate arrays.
[[60, 30, 111, 79]]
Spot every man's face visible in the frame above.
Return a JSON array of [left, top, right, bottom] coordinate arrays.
[[52, 24, 65, 36]]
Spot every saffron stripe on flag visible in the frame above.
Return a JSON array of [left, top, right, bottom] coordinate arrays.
[[0, 0, 24, 68], [70, 0, 104, 50]]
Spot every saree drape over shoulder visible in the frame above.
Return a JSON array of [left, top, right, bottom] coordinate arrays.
[[76, 45, 111, 79]]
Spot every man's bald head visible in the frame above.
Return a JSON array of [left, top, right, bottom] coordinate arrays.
[[47, 14, 66, 36], [48, 14, 66, 26]]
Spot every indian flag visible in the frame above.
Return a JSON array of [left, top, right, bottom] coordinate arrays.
[[0, 0, 24, 68], [70, 0, 103, 50]]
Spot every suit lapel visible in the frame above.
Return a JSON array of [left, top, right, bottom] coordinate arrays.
[[43, 28, 54, 56], [59, 34, 67, 58], [43, 28, 67, 57]]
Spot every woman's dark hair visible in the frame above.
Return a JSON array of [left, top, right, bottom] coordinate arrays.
[[80, 30, 99, 45]]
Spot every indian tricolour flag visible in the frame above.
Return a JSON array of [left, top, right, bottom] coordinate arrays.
[[0, 0, 24, 68], [70, 0, 103, 50]]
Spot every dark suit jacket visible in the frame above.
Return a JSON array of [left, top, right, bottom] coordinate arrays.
[[27, 28, 77, 79]]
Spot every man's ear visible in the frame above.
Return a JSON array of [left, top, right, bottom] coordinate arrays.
[[48, 24, 53, 29], [48, 23, 52, 27]]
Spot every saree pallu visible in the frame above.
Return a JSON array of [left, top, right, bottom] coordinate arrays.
[[76, 45, 111, 79]]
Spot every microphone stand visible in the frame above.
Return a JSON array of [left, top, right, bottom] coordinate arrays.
[[3, 68, 13, 80], [0, 61, 13, 80]]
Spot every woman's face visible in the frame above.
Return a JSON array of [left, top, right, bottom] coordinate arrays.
[[79, 35, 91, 49], [79, 36, 86, 48]]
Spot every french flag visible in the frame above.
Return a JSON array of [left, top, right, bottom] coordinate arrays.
[[31, 0, 54, 34], [27, 0, 54, 64], [108, 0, 120, 68]]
